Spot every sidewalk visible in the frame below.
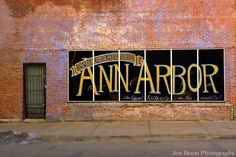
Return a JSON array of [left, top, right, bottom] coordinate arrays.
[[0, 121, 236, 142]]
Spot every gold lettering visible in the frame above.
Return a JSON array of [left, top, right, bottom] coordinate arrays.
[[77, 67, 98, 96], [155, 65, 171, 94], [135, 63, 145, 94], [119, 64, 130, 92], [135, 63, 155, 94], [172, 65, 186, 95], [146, 63, 155, 93], [99, 65, 113, 93], [113, 65, 118, 92], [187, 64, 202, 93], [70, 66, 76, 77], [202, 64, 219, 93]]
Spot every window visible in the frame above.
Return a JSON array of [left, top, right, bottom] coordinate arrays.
[[120, 50, 144, 101], [199, 49, 224, 101], [172, 50, 197, 101], [69, 51, 93, 101], [69, 49, 224, 102], [94, 51, 119, 101], [146, 50, 171, 101]]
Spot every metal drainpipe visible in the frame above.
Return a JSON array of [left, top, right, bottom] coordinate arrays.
[[230, 107, 234, 120]]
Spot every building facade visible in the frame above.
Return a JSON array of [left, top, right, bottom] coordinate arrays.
[[0, 0, 235, 121]]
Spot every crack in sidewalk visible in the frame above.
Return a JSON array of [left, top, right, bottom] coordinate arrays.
[[90, 121, 102, 136]]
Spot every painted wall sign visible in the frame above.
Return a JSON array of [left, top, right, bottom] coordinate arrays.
[[69, 49, 224, 102]]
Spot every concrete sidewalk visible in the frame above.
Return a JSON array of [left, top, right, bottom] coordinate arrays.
[[0, 121, 236, 142]]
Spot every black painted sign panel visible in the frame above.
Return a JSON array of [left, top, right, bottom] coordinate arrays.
[[69, 49, 224, 102]]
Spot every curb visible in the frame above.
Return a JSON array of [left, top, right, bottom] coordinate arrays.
[[41, 134, 236, 143]]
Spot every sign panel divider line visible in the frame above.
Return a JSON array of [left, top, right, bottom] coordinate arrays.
[[224, 49, 226, 101], [92, 50, 95, 102], [197, 49, 199, 101], [170, 49, 173, 101], [119, 50, 121, 101], [144, 50, 147, 101]]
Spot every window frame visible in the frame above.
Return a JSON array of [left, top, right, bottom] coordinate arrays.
[[67, 49, 225, 103]]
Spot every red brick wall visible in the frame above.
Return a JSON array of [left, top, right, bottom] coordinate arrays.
[[63, 103, 232, 121], [0, 0, 235, 120]]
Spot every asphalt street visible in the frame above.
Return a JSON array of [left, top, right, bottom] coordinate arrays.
[[0, 139, 236, 157]]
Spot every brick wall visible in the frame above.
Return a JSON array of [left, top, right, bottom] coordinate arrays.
[[0, 0, 235, 120]]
